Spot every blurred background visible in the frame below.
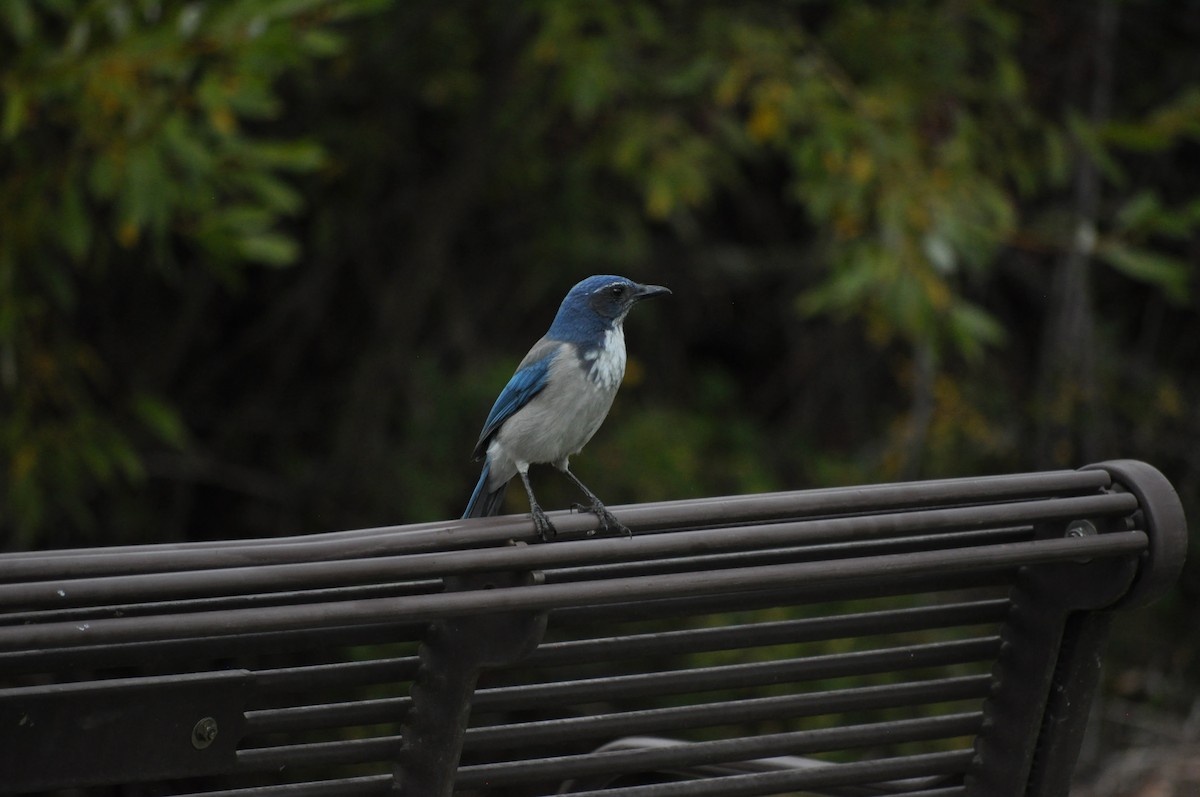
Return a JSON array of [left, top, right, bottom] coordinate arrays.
[[2, 0, 1198, 791]]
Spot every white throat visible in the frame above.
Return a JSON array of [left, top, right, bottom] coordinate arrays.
[[583, 324, 627, 391]]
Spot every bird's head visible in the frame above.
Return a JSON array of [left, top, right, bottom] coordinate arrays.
[[549, 275, 671, 342], [580, 275, 672, 320]]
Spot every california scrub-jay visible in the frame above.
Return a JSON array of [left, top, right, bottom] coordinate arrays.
[[463, 275, 671, 541]]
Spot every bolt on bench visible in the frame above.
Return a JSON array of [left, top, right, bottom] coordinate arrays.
[[0, 460, 1187, 797]]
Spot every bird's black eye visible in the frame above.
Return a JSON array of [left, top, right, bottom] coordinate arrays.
[[610, 285, 625, 299]]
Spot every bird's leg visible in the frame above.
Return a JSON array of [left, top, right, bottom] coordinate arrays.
[[518, 469, 557, 542], [561, 467, 632, 537]]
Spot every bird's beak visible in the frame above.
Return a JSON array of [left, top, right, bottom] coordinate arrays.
[[633, 283, 671, 301]]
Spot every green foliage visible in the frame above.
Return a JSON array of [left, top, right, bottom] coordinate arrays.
[[527, 2, 1027, 363], [0, 0, 382, 543]]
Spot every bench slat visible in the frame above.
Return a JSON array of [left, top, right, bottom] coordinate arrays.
[[0, 531, 1148, 651], [556, 748, 977, 797], [461, 675, 993, 751], [455, 713, 985, 788], [526, 599, 1010, 665]]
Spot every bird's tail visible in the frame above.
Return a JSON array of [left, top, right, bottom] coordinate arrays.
[[463, 460, 508, 519]]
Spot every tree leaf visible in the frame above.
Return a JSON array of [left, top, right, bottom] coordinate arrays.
[[236, 232, 299, 266], [1096, 239, 1190, 303], [133, 394, 189, 448]]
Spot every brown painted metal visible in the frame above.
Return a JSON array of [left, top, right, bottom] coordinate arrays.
[[0, 461, 1186, 796]]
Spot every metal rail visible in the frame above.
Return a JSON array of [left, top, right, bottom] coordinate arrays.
[[0, 468, 1113, 567], [454, 714, 986, 787], [0, 531, 1147, 651]]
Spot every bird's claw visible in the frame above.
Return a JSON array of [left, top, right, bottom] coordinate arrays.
[[573, 501, 632, 538], [531, 507, 557, 543], [609, 516, 634, 538]]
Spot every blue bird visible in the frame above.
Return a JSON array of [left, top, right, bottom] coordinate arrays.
[[463, 275, 671, 541]]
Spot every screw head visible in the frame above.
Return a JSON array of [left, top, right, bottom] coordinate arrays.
[[192, 717, 219, 750], [1066, 520, 1098, 538]]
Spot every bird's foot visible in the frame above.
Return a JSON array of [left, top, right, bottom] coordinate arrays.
[[573, 501, 632, 538], [531, 505, 557, 543]]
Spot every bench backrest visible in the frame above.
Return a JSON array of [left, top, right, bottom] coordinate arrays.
[[0, 459, 1186, 796]]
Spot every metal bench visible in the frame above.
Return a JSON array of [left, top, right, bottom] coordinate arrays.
[[0, 459, 1187, 797]]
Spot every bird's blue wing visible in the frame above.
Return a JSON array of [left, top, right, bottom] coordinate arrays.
[[471, 341, 560, 460]]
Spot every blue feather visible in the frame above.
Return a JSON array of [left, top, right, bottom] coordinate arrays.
[[470, 352, 553, 460], [463, 459, 507, 518]]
